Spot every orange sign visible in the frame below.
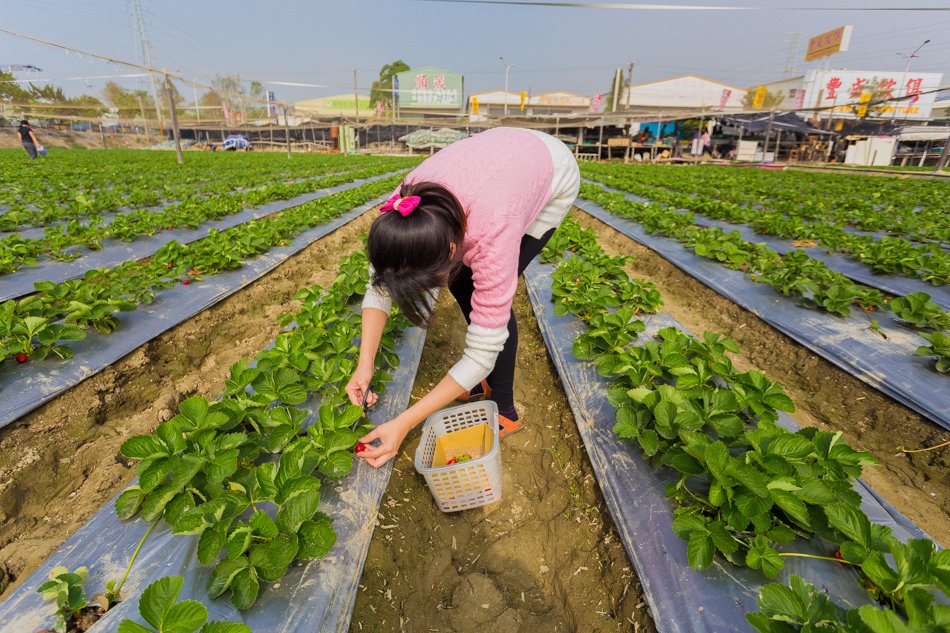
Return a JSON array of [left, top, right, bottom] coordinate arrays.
[[805, 25, 853, 62]]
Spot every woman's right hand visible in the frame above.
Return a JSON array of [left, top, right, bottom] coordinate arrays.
[[345, 363, 378, 408]]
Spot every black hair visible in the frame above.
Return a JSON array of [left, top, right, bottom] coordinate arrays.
[[20, 120, 29, 126], [367, 181, 466, 327]]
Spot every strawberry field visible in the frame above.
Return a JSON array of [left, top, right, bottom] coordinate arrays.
[[0, 151, 947, 633]]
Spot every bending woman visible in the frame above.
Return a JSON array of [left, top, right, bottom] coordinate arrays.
[[345, 127, 580, 468]]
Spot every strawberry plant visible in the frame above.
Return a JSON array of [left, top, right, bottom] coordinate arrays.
[[915, 332, 950, 373], [889, 292, 950, 330], [112, 248, 410, 611], [36, 566, 93, 633], [0, 175, 403, 370], [116, 575, 251, 633], [542, 221, 949, 632]]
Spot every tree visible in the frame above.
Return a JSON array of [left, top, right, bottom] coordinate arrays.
[[0, 70, 32, 104], [26, 84, 105, 119], [369, 60, 410, 113], [211, 75, 266, 120], [103, 80, 155, 118], [742, 88, 784, 110]]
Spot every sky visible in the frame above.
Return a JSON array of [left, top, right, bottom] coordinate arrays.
[[1, 0, 949, 105]]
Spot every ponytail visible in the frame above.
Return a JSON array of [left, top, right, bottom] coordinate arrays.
[[367, 181, 465, 327]]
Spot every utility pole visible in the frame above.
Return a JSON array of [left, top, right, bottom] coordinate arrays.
[[283, 105, 292, 159], [163, 71, 183, 164], [129, 0, 164, 130], [625, 61, 634, 110], [193, 79, 200, 124], [136, 93, 148, 136], [353, 69, 360, 123], [610, 67, 621, 112], [500, 57, 514, 115]]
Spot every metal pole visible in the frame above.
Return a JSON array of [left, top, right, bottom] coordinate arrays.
[[193, 80, 200, 124], [136, 94, 148, 137], [284, 106, 292, 159], [163, 71, 183, 164], [763, 111, 775, 161], [625, 61, 634, 110], [353, 69, 359, 123], [500, 57, 514, 116]]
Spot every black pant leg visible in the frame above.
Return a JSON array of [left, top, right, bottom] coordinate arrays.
[[485, 227, 557, 415]]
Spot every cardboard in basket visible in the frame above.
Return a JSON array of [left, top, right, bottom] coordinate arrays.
[[431, 422, 493, 468]]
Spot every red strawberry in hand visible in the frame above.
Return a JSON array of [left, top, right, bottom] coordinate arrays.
[[15, 352, 29, 363], [355, 442, 367, 454]]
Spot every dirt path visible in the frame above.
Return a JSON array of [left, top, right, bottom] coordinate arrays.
[[0, 209, 378, 598], [350, 285, 655, 633], [575, 210, 950, 546]]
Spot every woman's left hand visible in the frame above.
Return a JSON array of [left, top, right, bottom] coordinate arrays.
[[357, 417, 411, 468]]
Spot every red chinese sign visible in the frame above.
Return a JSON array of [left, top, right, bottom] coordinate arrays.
[[825, 77, 842, 100]]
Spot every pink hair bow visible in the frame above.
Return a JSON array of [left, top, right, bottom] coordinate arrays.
[[380, 193, 421, 216]]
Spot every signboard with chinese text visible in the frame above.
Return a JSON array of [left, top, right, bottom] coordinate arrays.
[[394, 66, 463, 110], [801, 69, 942, 120], [590, 93, 605, 113], [752, 86, 767, 109], [805, 25, 852, 62], [718, 89, 732, 111]]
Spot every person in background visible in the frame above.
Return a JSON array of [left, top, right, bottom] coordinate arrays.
[[701, 129, 712, 156], [17, 120, 40, 159], [345, 127, 581, 468]]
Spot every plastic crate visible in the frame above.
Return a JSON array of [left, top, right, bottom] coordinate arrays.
[[414, 401, 502, 512]]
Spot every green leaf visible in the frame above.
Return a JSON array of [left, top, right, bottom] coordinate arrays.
[[276, 489, 320, 535], [735, 491, 773, 519], [855, 604, 910, 633], [825, 503, 871, 547], [229, 568, 259, 611], [249, 511, 279, 539], [861, 551, 901, 593], [115, 487, 143, 520], [686, 531, 714, 570], [121, 435, 168, 460], [249, 534, 299, 581], [201, 623, 254, 633], [207, 557, 249, 599], [630, 428, 656, 456], [757, 582, 806, 622], [197, 527, 228, 566], [729, 462, 770, 498], [318, 451, 353, 479], [117, 621, 154, 633], [227, 526, 252, 560], [770, 490, 811, 529], [297, 519, 336, 559], [139, 575, 183, 629], [163, 600, 208, 633]]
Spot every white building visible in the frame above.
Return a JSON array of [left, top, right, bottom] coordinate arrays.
[[621, 75, 747, 114]]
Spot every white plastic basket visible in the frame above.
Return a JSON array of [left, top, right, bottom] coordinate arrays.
[[414, 401, 503, 513]]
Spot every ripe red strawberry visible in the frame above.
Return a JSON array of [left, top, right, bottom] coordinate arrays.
[[167, 226, 174, 230], [833, 550, 844, 561], [15, 352, 29, 363], [446, 458, 457, 465], [166, 262, 173, 269], [866, 306, 873, 311], [355, 442, 367, 454], [181, 278, 191, 285]]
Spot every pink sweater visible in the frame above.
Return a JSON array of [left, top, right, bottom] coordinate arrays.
[[363, 127, 579, 389], [404, 127, 554, 329]]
